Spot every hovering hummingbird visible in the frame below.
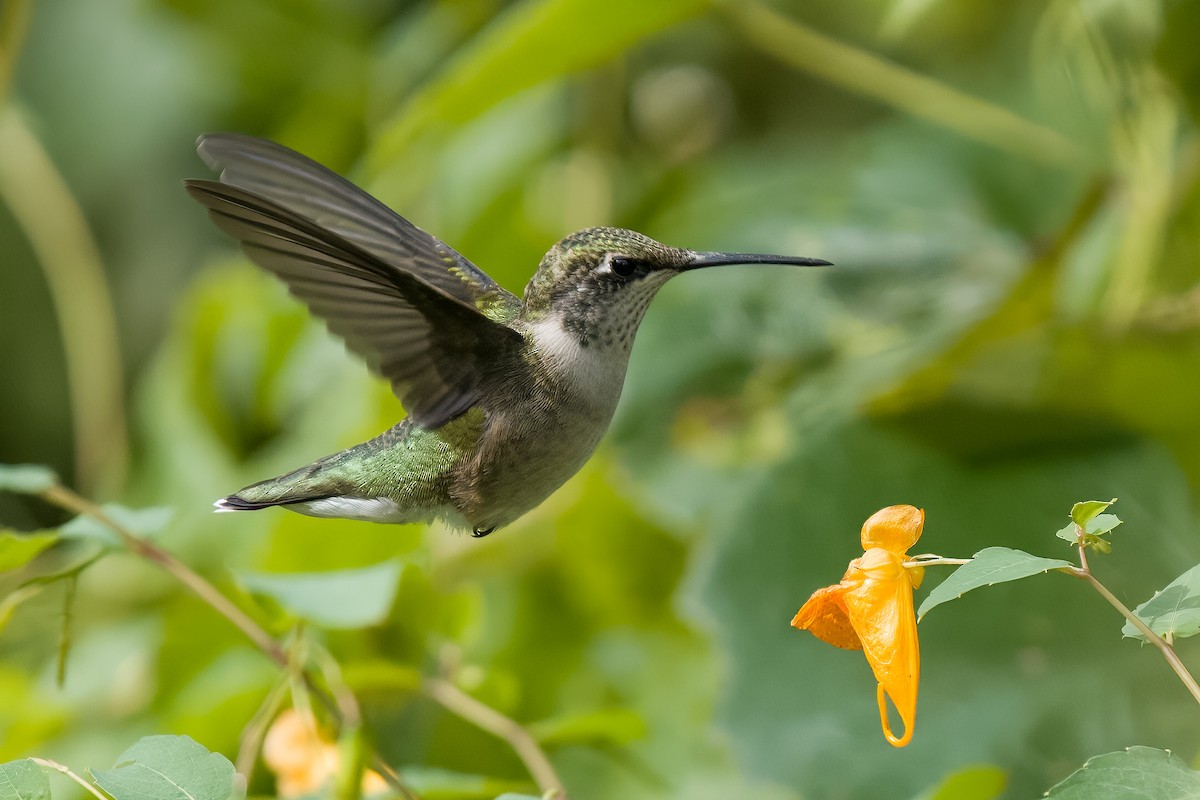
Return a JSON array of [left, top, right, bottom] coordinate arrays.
[[185, 134, 829, 537]]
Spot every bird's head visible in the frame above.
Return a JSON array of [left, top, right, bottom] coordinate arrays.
[[521, 226, 829, 351]]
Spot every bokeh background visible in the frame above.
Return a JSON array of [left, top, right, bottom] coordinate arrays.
[[3, 0, 1200, 797]]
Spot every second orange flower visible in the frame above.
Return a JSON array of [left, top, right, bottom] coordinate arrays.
[[791, 505, 926, 747]]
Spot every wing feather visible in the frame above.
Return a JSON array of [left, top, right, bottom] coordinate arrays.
[[185, 176, 522, 429], [194, 133, 520, 316]]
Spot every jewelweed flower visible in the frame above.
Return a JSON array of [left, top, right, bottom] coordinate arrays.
[[263, 708, 387, 797], [791, 505, 925, 747]]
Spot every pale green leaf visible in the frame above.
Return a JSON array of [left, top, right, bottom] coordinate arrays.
[[1056, 514, 1122, 544], [492, 796, 544, 800], [0, 759, 50, 800], [917, 547, 1074, 619], [1123, 563, 1200, 642], [915, 764, 1007, 800], [0, 531, 58, 571], [0, 465, 57, 494], [59, 505, 173, 547], [397, 767, 528, 798], [1086, 513, 1122, 535], [530, 707, 646, 747], [1055, 522, 1077, 543], [90, 735, 238, 800], [1070, 499, 1117, 529], [1044, 746, 1200, 798], [22, 548, 105, 586], [236, 560, 401, 629], [370, 0, 706, 168]]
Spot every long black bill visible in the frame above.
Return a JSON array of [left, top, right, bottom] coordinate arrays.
[[685, 251, 833, 270]]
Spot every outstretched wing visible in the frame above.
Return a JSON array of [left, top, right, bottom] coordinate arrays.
[[185, 137, 524, 429], [195, 133, 520, 317]]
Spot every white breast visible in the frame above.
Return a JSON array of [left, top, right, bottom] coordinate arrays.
[[528, 315, 629, 410]]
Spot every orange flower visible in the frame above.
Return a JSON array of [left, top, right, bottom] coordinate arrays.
[[791, 505, 926, 747], [263, 709, 388, 797]]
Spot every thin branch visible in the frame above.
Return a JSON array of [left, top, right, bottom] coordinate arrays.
[[1075, 538, 1092, 573], [40, 484, 287, 665], [424, 677, 567, 799], [308, 638, 363, 730], [36, 482, 421, 800], [30, 758, 109, 800], [1068, 565, 1200, 707], [904, 557, 970, 568], [56, 575, 76, 687]]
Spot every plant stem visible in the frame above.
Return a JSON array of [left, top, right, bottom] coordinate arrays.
[[0, 107, 128, 494], [1076, 540, 1091, 574], [237, 677, 290, 780], [37, 482, 566, 799], [1068, 564, 1200, 707], [424, 677, 567, 799], [30, 758, 109, 800]]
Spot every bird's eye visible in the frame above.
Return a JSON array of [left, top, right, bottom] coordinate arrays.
[[609, 256, 637, 278]]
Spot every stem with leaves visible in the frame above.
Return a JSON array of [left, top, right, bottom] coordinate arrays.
[[1068, 539, 1200, 706], [914, 534, 1200, 710], [36, 481, 568, 800]]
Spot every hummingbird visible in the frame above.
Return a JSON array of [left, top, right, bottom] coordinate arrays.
[[185, 133, 829, 537]]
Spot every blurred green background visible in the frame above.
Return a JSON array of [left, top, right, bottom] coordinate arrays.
[[3, 0, 1200, 797]]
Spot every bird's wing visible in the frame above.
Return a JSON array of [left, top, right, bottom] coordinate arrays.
[[185, 178, 524, 429], [194, 133, 522, 320]]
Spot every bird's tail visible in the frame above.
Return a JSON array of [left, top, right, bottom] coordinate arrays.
[[213, 452, 357, 513]]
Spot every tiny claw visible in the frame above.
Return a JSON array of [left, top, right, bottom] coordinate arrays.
[[471, 526, 495, 538]]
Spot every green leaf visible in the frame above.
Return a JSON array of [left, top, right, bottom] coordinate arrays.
[[917, 547, 1074, 619], [0, 759, 50, 800], [530, 707, 646, 747], [236, 560, 402, 629], [0, 531, 58, 571], [90, 735, 238, 800], [492, 796, 544, 800], [916, 764, 1007, 800], [0, 465, 57, 494], [1086, 514, 1122, 535], [1070, 498, 1117, 529], [1055, 514, 1122, 552], [1044, 746, 1200, 798], [1123, 563, 1200, 643], [370, 0, 706, 168], [1054, 522, 1077, 543], [58, 505, 173, 547]]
